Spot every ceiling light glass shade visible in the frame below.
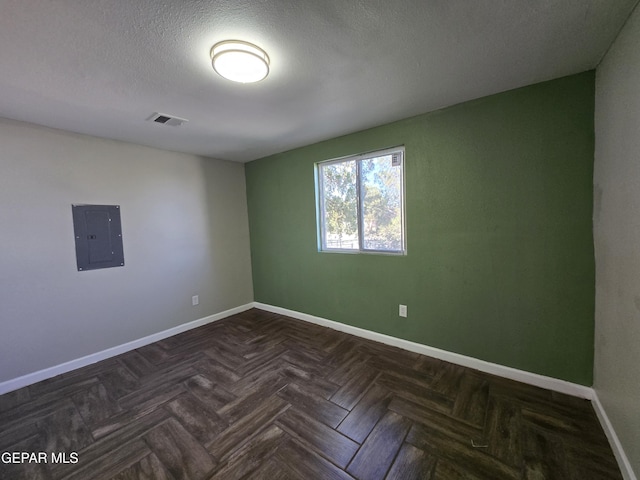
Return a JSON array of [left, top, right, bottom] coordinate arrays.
[[211, 40, 270, 83]]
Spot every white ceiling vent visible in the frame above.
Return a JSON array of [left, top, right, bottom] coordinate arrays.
[[147, 112, 188, 127]]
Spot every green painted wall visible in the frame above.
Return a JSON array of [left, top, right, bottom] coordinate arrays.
[[245, 72, 595, 385]]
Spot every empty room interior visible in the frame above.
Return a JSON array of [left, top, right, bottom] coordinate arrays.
[[1, 1, 639, 479]]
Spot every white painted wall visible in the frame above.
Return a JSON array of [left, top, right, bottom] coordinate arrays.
[[0, 118, 253, 383], [594, 4, 640, 477]]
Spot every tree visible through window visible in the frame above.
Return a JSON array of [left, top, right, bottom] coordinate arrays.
[[316, 147, 405, 254]]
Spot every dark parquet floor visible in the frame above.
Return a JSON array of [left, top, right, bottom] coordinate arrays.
[[0, 308, 622, 479]]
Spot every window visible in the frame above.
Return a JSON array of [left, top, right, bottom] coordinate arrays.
[[316, 146, 406, 254]]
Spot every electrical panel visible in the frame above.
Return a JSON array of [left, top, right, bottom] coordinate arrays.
[[72, 204, 124, 271]]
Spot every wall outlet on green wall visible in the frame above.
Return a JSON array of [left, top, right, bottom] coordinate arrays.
[[399, 305, 407, 318]]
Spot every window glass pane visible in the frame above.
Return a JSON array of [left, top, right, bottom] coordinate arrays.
[[321, 160, 359, 250], [361, 155, 403, 251]]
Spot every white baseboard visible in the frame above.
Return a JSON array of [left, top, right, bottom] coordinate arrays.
[[0, 303, 253, 396], [592, 392, 638, 480], [253, 302, 593, 399]]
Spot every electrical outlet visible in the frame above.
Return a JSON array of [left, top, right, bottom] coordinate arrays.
[[399, 304, 407, 318], [192, 295, 199, 306]]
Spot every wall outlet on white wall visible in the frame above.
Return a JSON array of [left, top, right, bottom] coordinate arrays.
[[399, 304, 407, 318], [192, 295, 199, 306]]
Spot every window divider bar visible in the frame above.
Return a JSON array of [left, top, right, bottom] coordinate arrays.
[[356, 159, 364, 251]]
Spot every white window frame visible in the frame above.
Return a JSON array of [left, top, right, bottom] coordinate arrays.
[[315, 146, 406, 255]]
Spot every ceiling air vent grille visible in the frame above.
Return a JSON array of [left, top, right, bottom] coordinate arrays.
[[147, 112, 188, 127]]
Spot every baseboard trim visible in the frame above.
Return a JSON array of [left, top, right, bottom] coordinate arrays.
[[592, 392, 638, 480], [0, 303, 254, 396], [253, 302, 593, 399]]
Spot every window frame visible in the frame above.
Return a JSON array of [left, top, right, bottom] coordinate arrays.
[[315, 146, 406, 255]]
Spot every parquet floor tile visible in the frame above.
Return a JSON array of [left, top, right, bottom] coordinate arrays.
[[0, 308, 622, 479]]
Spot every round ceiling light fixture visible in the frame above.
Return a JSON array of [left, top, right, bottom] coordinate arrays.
[[210, 40, 270, 83]]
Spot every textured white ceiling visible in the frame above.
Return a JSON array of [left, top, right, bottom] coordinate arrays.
[[0, 0, 637, 162]]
